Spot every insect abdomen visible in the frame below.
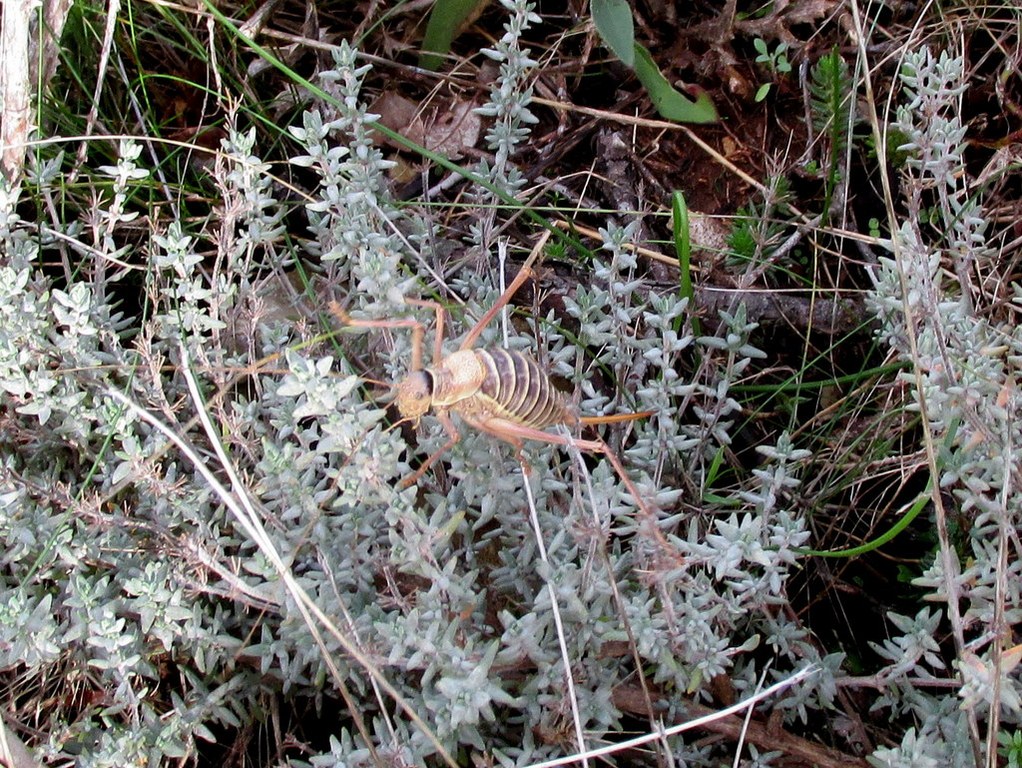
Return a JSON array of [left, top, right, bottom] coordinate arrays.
[[475, 348, 574, 428]]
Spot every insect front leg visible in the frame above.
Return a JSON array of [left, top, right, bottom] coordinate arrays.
[[403, 298, 448, 369], [332, 296, 456, 372], [400, 410, 461, 488], [330, 301, 430, 372]]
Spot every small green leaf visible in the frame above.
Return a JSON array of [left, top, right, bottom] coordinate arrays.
[[755, 82, 772, 102], [632, 43, 717, 124], [591, 0, 634, 67]]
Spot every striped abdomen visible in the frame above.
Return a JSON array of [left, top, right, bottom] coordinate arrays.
[[471, 348, 575, 428]]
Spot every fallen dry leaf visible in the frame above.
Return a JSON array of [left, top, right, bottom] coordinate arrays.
[[374, 92, 481, 159]]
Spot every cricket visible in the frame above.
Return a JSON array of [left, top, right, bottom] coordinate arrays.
[[332, 246, 654, 517]]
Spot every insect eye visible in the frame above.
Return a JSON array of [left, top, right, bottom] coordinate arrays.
[[395, 370, 434, 421], [410, 370, 433, 399]]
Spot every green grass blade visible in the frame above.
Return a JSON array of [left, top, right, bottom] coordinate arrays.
[[798, 489, 929, 558], [799, 419, 959, 558]]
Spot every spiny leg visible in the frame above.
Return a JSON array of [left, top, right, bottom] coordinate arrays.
[[463, 414, 656, 522], [330, 301, 429, 372], [492, 418, 677, 559], [404, 298, 447, 369], [459, 413, 531, 474], [334, 298, 455, 372], [459, 266, 534, 352]]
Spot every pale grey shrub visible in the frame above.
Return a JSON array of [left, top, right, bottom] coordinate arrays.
[[866, 46, 1022, 764], [0, 7, 822, 768]]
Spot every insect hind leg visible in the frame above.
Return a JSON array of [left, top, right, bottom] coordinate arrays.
[[463, 415, 655, 520]]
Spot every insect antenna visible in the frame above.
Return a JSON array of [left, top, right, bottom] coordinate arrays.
[[356, 375, 397, 402]]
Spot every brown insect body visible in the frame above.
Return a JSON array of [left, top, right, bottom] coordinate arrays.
[[334, 257, 653, 509], [397, 348, 577, 432]]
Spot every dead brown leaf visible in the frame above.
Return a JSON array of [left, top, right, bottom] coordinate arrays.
[[374, 92, 480, 158]]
